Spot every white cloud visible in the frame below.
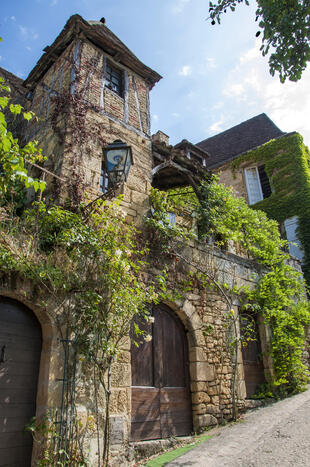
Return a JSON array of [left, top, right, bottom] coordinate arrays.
[[219, 41, 310, 147], [19, 26, 39, 41], [26, 46, 32, 51], [264, 69, 310, 145], [239, 44, 260, 64], [19, 25, 28, 37], [10, 16, 16, 21], [223, 83, 245, 99], [179, 65, 192, 77], [206, 57, 217, 69], [172, 0, 190, 14], [212, 101, 224, 111], [0, 56, 2, 62], [172, 112, 180, 118], [152, 114, 159, 122], [209, 118, 225, 134], [50, 0, 58, 6]]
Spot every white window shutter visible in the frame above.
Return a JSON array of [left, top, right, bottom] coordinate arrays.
[[284, 217, 304, 261], [244, 167, 263, 205]]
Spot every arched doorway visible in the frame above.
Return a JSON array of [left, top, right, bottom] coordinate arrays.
[[240, 313, 265, 397], [0, 297, 42, 466], [131, 304, 192, 441]]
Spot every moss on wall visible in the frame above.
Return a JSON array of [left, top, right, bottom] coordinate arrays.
[[231, 132, 310, 285]]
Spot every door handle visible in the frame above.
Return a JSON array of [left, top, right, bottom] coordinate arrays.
[[0, 345, 5, 363]]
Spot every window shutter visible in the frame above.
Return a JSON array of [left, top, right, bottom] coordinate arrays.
[[258, 165, 272, 198], [244, 168, 263, 205], [284, 217, 304, 261]]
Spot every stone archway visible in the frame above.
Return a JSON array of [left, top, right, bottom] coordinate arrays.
[[0, 296, 42, 466], [0, 276, 61, 466]]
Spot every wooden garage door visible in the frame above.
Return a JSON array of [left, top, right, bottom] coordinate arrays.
[[241, 314, 265, 398], [0, 297, 42, 467], [131, 304, 192, 441]]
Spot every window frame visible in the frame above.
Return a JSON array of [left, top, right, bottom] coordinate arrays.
[[99, 160, 109, 193], [244, 166, 264, 205], [104, 60, 124, 98], [283, 216, 304, 261]]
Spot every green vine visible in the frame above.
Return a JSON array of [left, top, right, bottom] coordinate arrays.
[[231, 132, 310, 286], [0, 195, 164, 465], [146, 176, 310, 397]]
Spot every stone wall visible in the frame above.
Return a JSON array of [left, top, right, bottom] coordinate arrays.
[[105, 240, 262, 464], [1, 31, 277, 466], [215, 162, 249, 203]]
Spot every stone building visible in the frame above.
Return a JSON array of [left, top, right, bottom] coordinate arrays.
[[0, 15, 305, 466], [196, 114, 310, 283]]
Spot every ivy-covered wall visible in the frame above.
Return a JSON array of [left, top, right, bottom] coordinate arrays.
[[230, 132, 310, 285]]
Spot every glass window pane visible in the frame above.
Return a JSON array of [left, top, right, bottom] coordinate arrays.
[[245, 168, 263, 205], [284, 216, 304, 261]]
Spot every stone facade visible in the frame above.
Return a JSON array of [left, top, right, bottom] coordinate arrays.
[[0, 15, 283, 466], [216, 161, 250, 204]]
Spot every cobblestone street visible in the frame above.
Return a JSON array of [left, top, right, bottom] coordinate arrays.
[[167, 388, 310, 466]]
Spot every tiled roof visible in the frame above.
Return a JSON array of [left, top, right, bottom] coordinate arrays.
[[24, 15, 162, 90], [197, 113, 285, 169]]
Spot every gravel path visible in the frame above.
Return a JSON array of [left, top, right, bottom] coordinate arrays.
[[167, 388, 310, 466]]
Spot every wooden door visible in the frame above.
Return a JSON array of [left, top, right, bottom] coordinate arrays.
[[0, 297, 42, 467], [131, 305, 192, 441], [241, 314, 265, 398]]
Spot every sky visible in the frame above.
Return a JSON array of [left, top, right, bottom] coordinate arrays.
[[1, 0, 310, 147]]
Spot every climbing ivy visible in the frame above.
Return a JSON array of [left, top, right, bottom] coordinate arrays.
[[0, 195, 165, 465], [147, 176, 310, 396], [231, 132, 310, 286]]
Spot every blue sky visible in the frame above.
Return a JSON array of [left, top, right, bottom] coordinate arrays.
[[1, 0, 310, 147]]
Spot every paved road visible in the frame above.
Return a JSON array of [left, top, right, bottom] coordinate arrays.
[[168, 388, 310, 466]]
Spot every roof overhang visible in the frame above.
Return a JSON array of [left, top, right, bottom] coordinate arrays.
[[152, 140, 210, 199], [24, 14, 162, 90]]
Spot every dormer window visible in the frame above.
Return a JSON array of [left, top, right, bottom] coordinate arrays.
[[104, 61, 123, 97]]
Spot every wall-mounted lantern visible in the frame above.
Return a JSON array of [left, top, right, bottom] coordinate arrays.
[[101, 139, 133, 192]]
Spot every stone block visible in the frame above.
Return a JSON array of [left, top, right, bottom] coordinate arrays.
[[192, 403, 207, 415], [207, 386, 219, 396], [111, 363, 131, 387], [190, 381, 208, 392], [131, 190, 149, 206], [194, 414, 218, 430], [192, 392, 211, 405], [190, 362, 215, 382], [189, 347, 208, 363], [206, 404, 221, 415], [110, 415, 125, 446], [110, 389, 130, 413]]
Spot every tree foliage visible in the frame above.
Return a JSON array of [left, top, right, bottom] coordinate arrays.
[[208, 0, 310, 82], [0, 77, 46, 198]]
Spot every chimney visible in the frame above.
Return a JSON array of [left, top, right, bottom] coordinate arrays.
[[152, 130, 170, 146]]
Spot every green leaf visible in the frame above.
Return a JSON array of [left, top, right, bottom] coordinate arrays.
[[23, 111, 33, 121], [9, 104, 22, 115]]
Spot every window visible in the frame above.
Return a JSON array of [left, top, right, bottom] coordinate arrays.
[[244, 165, 272, 205], [104, 61, 123, 97], [99, 161, 109, 193], [283, 216, 304, 261]]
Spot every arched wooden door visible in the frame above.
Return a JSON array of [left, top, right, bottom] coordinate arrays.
[[0, 297, 42, 466], [240, 314, 265, 398], [131, 304, 192, 441]]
